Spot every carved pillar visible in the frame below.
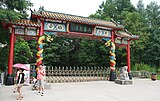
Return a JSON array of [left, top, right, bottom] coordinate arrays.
[[109, 30, 116, 81], [36, 19, 44, 67]]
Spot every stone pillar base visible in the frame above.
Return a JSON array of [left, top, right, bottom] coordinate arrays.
[[5, 74, 14, 85], [115, 79, 132, 85], [109, 71, 116, 81]]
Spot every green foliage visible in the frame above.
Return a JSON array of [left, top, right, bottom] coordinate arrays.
[[78, 38, 109, 66], [0, 46, 9, 71], [40, 37, 110, 67], [14, 38, 33, 64], [5, 0, 33, 11], [0, 0, 33, 71], [143, 29, 160, 66], [90, 0, 160, 69], [146, 1, 160, 28], [0, 23, 9, 71], [131, 63, 156, 72], [27, 0, 159, 69], [116, 47, 127, 67], [0, 9, 22, 22], [0, 0, 33, 21], [157, 74, 160, 80], [27, 40, 37, 63], [90, 0, 135, 23], [0, 0, 160, 71]]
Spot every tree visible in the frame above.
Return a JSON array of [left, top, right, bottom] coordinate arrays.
[[90, 0, 135, 23], [0, 44, 9, 71], [27, 40, 37, 64], [143, 29, 160, 67], [77, 39, 109, 66], [90, 0, 117, 20], [0, 0, 33, 45], [0, 0, 33, 71], [146, 1, 160, 28], [14, 38, 33, 63], [137, 0, 145, 15]]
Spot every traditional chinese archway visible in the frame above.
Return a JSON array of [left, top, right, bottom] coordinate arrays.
[[4, 10, 138, 85]]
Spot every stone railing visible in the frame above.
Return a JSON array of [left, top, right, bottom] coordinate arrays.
[[45, 66, 110, 83]]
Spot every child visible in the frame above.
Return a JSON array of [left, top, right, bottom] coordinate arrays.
[[32, 76, 38, 90], [17, 68, 25, 100]]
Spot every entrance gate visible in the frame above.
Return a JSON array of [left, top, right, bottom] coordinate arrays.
[[4, 10, 138, 85]]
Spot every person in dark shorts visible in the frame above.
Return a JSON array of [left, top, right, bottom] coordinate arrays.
[[17, 68, 25, 100]]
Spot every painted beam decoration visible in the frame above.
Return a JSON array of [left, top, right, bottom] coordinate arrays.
[[15, 26, 25, 35], [95, 28, 111, 37], [115, 38, 121, 44], [115, 38, 128, 45], [122, 38, 128, 44], [14, 26, 38, 36], [69, 22, 93, 34], [27, 27, 38, 36], [44, 22, 66, 32]]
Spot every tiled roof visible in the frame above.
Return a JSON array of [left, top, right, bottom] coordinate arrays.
[[11, 20, 40, 27], [32, 10, 123, 29], [117, 31, 139, 39]]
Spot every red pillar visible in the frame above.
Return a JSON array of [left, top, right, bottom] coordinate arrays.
[[126, 41, 131, 72], [6, 27, 15, 85], [39, 19, 44, 36], [111, 30, 115, 42], [8, 27, 15, 74]]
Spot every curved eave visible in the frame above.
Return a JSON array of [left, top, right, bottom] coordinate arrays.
[[117, 31, 139, 40], [32, 11, 124, 29], [10, 20, 41, 27]]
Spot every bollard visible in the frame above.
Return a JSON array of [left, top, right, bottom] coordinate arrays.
[[151, 72, 157, 81]]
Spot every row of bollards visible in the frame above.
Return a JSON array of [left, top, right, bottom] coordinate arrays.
[[45, 66, 110, 83]]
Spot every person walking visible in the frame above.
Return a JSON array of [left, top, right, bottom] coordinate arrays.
[[37, 65, 45, 96], [17, 68, 25, 100], [13, 69, 20, 93]]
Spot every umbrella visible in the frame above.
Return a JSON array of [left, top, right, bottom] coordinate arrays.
[[13, 63, 30, 71]]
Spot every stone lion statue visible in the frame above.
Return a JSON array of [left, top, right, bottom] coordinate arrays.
[[120, 66, 129, 80]]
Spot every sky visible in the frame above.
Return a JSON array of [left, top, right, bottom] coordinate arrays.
[[30, 0, 160, 17]]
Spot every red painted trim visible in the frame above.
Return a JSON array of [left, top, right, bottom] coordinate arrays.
[[14, 34, 39, 37], [115, 44, 127, 47], [92, 26, 96, 35], [55, 32, 111, 39], [126, 41, 131, 72], [67, 32, 94, 36], [37, 18, 44, 39], [8, 27, 15, 74], [111, 30, 115, 42]]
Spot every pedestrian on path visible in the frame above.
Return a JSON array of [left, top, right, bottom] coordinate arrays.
[[37, 65, 45, 96], [17, 68, 25, 100], [13, 69, 20, 93]]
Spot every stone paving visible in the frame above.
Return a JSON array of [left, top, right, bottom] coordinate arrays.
[[0, 79, 160, 101]]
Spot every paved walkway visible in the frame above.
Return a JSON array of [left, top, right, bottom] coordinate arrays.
[[0, 79, 160, 101]]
